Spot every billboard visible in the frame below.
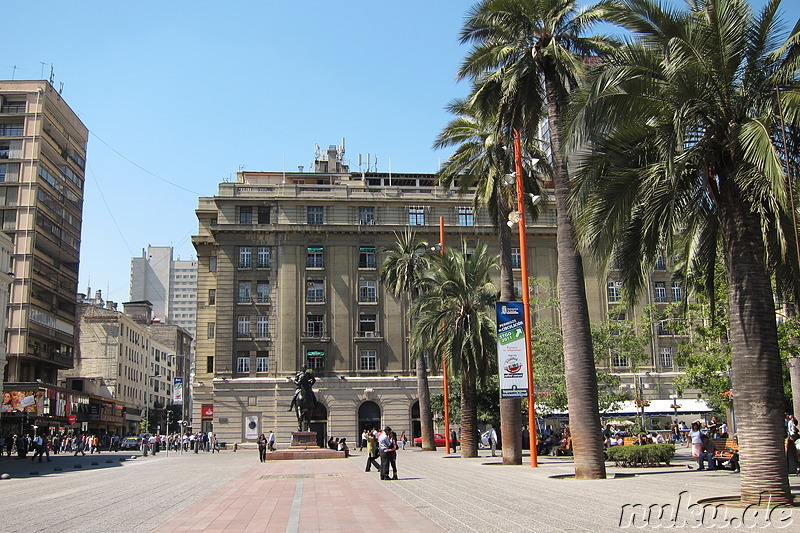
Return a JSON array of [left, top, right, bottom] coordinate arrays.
[[173, 377, 184, 405], [1, 390, 43, 413], [495, 302, 529, 398]]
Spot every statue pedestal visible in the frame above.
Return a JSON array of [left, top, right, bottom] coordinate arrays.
[[266, 431, 345, 460], [290, 431, 318, 447]]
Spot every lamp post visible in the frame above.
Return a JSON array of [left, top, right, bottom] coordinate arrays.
[[511, 128, 538, 467], [439, 217, 452, 455]]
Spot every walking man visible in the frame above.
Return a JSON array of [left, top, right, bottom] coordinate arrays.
[[488, 425, 498, 457]]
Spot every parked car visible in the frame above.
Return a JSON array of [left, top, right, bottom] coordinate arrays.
[[413, 433, 459, 448], [120, 436, 140, 450], [478, 431, 492, 449]]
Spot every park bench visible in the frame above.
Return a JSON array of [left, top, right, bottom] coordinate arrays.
[[712, 437, 738, 468], [622, 437, 637, 446]]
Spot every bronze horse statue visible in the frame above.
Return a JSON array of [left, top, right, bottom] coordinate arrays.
[[289, 367, 317, 432]]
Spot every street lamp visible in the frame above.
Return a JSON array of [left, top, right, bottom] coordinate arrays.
[[439, 217, 452, 455], [509, 128, 538, 467]]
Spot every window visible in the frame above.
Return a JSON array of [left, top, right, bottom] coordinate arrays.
[[359, 247, 376, 269], [258, 206, 270, 224], [209, 257, 217, 272], [511, 248, 521, 269], [408, 206, 425, 226], [306, 280, 324, 303], [256, 354, 269, 373], [0, 124, 23, 136], [239, 206, 252, 224], [237, 316, 251, 336], [359, 314, 377, 337], [658, 320, 675, 336], [360, 350, 378, 371], [458, 206, 474, 226], [671, 282, 682, 302], [306, 351, 325, 370], [0, 100, 25, 113], [612, 351, 629, 367], [237, 355, 250, 374], [359, 206, 375, 225], [513, 281, 522, 300], [238, 281, 251, 303], [208, 289, 216, 305], [256, 316, 269, 338], [654, 282, 667, 303], [607, 281, 622, 303], [307, 206, 323, 225], [207, 322, 215, 339], [257, 247, 270, 268], [239, 247, 252, 269], [306, 314, 324, 336], [0, 143, 8, 159], [256, 281, 270, 302], [660, 347, 673, 368], [359, 280, 377, 303], [306, 247, 324, 268], [655, 255, 666, 271]]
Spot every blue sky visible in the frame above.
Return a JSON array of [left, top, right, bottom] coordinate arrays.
[[4, 0, 799, 304]]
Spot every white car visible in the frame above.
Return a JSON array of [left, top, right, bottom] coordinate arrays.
[[478, 431, 492, 449]]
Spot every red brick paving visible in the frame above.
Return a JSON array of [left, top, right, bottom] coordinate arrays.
[[153, 457, 445, 532]]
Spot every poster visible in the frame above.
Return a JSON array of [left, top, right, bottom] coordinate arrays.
[[495, 302, 529, 398], [173, 377, 184, 405], [1, 390, 42, 413]]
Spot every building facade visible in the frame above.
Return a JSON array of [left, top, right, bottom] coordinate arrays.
[[192, 145, 695, 445], [130, 245, 198, 342], [0, 81, 88, 435]]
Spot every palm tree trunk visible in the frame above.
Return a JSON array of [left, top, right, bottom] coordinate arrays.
[[717, 182, 792, 505], [416, 349, 436, 451], [460, 367, 479, 458], [498, 185, 524, 464], [544, 66, 607, 479]]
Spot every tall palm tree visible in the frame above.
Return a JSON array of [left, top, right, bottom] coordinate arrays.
[[434, 96, 542, 464], [572, 0, 800, 505], [379, 229, 437, 451], [411, 241, 499, 458], [459, 0, 614, 478]]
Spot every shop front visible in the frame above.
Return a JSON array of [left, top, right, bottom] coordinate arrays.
[[1, 383, 88, 437]]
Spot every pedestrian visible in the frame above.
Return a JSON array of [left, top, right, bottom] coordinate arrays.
[[488, 425, 498, 457], [450, 429, 458, 453], [31, 434, 44, 462], [268, 431, 276, 452], [211, 433, 219, 453], [365, 428, 380, 472], [360, 429, 368, 451], [338, 437, 350, 458], [257, 433, 267, 462], [388, 431, 399, 479], [378, 426, 396, 480], [73, 434, 86, 456], [400, 431, 408, 450]]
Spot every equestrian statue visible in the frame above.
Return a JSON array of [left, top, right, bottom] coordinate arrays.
[[288, 366, 317, 432]]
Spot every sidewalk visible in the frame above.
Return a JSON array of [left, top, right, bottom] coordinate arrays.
[[153, 455, 445, 533]]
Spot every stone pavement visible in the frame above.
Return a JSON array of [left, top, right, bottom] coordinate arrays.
[[2, 445, 800, 532]]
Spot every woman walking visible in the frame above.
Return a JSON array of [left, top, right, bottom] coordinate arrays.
[[257, 433, 267, 462]]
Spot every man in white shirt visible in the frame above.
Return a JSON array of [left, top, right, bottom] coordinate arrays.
[[488, 426, 498, 457], [378, 426, 395, 481]]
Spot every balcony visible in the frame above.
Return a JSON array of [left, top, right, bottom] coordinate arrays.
[[301, 330, 330, 342], [355, 331, 383, 341]]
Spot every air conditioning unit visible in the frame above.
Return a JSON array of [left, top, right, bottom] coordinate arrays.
[[364, 331, 376, 338]]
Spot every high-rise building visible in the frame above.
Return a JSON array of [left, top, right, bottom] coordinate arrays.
[[130, 245, 197, 342], [191, 144, 694, 444], [0, 81, 87, 385]]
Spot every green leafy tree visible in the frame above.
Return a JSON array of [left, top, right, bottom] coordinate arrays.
[[573, 0, 800, 503], [411, 241, 498, 458]]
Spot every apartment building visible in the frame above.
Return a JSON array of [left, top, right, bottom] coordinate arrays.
[[130, 245, 198, 342], [0, 81, 88, 435]]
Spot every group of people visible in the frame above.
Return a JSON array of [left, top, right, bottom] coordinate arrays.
[[257, 431, 277, 461], [686, 418, 738, 472], [141, 432, 219, 456], [0, 432, 109, 460], [363, 426, 399, 480], [326, 436, 351, 457], [538, 426, 572, 456]]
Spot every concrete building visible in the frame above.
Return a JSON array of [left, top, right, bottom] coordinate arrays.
[[0, 81, 88, 435], [191, 144, 693, 445], [130, 245, 198, 342], [62, 295, 183, 434]]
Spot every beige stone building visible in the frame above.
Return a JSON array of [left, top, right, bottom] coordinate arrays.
[[191, 145, 692, 445], [0, 81, 88, 436]]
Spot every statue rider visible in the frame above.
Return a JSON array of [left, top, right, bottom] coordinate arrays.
[[288, 366, 317, 411]]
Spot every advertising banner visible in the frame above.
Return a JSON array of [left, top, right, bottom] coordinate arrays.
[[496, 302, 529, 398], [173, 377, 184, 405], [1, 390, 43, 413]]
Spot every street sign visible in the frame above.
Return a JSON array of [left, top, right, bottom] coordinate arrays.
[[67, 414, 77, 423]]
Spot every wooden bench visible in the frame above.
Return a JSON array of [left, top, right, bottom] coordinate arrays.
[[712, 438, 738, 468], [622, 437, 637, 446]]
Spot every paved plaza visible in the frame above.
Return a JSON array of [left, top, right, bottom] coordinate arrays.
[[1, 445, 799, 532]]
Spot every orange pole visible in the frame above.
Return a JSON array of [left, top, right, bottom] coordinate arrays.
[[440, 217, 451, 454], [514, 129, 538, 467]]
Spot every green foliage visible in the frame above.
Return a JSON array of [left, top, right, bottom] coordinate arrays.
[[138, 419, 148, 435], [529, 279, 630, 414], [431, 373, 501, 426], [606, 444, 676, 467]]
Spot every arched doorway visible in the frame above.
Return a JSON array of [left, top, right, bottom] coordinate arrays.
[[308, 403, 328, 448], [358, 401, 381, 435], [411, 401, 421, 442]]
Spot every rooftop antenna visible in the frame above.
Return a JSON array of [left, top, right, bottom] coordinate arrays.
[[49, 64, 55, 85], [314, 144, 320, 159], [388, 157, 392, 187], [58, 82, 64, 94], [39, 62, 48, 80], [282, 155, 286, 184], [10, 65, 17, 80]]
